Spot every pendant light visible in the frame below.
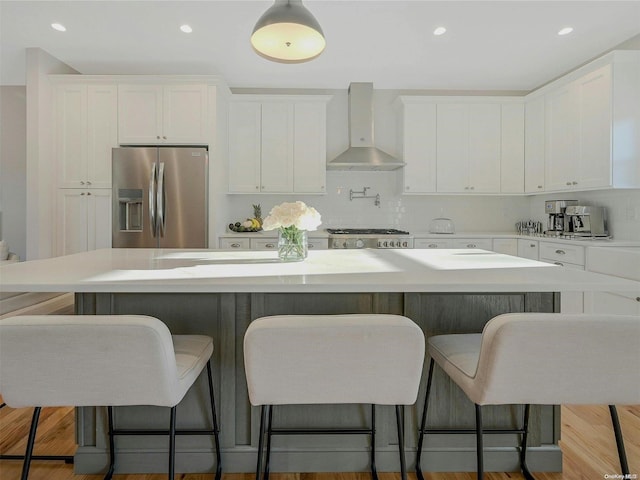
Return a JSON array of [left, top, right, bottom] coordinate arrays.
[[251, 0, 326, 63]]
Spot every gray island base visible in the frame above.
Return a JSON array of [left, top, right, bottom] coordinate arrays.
[[73, 290, 559, 474], [7, 248, 629, 473]]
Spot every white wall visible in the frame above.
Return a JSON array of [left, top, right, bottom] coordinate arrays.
[[0, 86, 27, 260], [25, 48, 78, 260]]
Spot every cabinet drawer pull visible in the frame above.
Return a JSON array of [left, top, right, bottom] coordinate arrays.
[[230, 243, 241, 248], [555, 249, 566, 255], [566, 182, 572, 186], [265, 243, 275, 248], [537, 185, 543, 189], [467, 244, 476, 248], [80, 181, 85, 185], [86, 181, 92, 185], [572, 181, 578, 185], [428, 244, 438, 248], [308, 244, 315, 249], [530, 244, 536, 248], [553, 262, 564, 266], [636, 297, 640, 303]]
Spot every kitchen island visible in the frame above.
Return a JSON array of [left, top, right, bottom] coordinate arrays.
[[2, 248, 638, 474]]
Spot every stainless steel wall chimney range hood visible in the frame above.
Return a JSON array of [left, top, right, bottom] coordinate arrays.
[[327, 83, 405, 171]]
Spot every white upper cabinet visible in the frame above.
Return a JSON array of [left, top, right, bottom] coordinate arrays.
[[118, 84, 208, 144], [437, 102, 501, 193], [55, 83, 117, 189], [228, 95, 329, 194], [542, 51, 640, 192], [524, 96, 545, 193], [396, 99, 437, 194], [293, 102, 327, 193], [260, 102, 294, 193], [500, 103, 525, 193]]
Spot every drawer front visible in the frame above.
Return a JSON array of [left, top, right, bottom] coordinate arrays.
[[492, 238, 517, 256], [307, 238, 328, 250], [251, 238, 328, 250], [219, 238, 250, 249], [251, 238, 279, 250], [414, 238, 453, 249], [539, 242, 585, 265], [452, 238, 493, 250]]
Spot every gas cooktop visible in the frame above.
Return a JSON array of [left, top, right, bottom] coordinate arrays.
[[326, 228, 410, 235]]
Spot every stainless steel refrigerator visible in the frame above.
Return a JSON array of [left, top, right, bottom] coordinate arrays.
[[112, 147, 208, 248]]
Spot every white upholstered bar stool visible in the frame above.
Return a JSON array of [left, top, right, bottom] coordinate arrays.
[[415, 313, 640, 480], [244, 314, 425, 480], [0, 315, 222, 480]]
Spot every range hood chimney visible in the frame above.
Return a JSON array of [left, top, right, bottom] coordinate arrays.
[[327, 82, 405, 171]]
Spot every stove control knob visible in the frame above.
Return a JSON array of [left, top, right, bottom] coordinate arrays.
[[383, 241, 388, 247], [402, 241, 408, 248], [377, 240, 383, 248], [355, 239, 365, 248]]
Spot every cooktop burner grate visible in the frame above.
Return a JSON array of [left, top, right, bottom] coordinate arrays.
[[326, 228, 410, 235]]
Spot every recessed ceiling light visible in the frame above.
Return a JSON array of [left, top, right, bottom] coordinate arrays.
[[558, 27, 574, 36], [433, 27, 447, 36], [180, 24, 193, 34], [51, 23, 66, 32]]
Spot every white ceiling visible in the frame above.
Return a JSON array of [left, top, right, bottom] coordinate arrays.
[[2, 1, 640, 91]]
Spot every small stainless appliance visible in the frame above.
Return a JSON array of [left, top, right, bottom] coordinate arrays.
[[564, 206, 608, 238], [112, 147, 208, 248], [544, 200, 578, 236], [327, 228, 413, 249]]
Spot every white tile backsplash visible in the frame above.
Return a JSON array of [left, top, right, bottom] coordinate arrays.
[[224, 170, 532, 234]]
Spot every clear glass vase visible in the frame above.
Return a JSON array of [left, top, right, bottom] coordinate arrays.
[[278, 228, 308, 262]]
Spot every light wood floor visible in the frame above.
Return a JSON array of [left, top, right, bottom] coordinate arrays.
[[0, 403, 638, 480]]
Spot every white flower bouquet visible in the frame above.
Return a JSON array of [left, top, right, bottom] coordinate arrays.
[[262, 201, 322, 261]]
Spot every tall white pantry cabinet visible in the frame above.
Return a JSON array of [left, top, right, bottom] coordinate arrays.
[[53, 81, 116, 255]]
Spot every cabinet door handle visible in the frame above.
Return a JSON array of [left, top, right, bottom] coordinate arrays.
[[537, 185, 543, 189], [157, 136, 161, 140], [265, 243, 275, 248], [572, 181, 578, 185], [86, 181, 92, 185], [530, 244, 536, 248], [87, 192, 91, 196], [566, 182, 572, 186], [470, 186, 475, 190], [80, 181, 85, 185], [308, 244, 315, 249], [255, 186, 259, 190], [464, 186, 469, 190], [554, 262, 564, 266], [163, 136, 167, 140], [636, 297, 640, 302], [230, 243, 241, 248], [467, 244, 476, 248], [80, 192, 86, 196], [555, 249, 566, 255], [406, 186, 410, 190], [428, 244, 438, 248]]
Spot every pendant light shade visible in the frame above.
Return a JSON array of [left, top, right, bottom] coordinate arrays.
[[251, 0, 325, 63]]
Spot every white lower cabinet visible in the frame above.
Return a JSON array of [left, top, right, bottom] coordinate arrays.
[[219, 237, 328, 250], [492, 238, 518, 256], [452, 238, 493, 250], [219, 238, 251, 249], [413, 238, 453, 249], [585, 247, 640, 314], [57, 189, 112, 256], [539, 241, 585, 313], [517, 239, 539, 260]]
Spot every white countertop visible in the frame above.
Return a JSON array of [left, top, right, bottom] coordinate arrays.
[[220, 230, 640, 247], [2, 248, 639, 294]]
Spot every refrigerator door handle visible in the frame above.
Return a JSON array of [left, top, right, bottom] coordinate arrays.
[[157, 162, 166, 237], [149, 162, 157, 237]]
